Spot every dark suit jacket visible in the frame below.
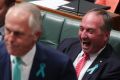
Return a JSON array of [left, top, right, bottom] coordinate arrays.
[[0, 41, 77, 80], [57, 38, 120, 80]]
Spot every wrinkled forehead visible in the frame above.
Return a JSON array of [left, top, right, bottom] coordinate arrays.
[[82, 12, 104, 26], [5, 9, 31, 30], [83, 12, 103, 20], [5, 8, 31, 26], [7, 7, 30, 18]]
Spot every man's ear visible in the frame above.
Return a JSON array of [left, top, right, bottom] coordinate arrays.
[[104, 31, 110, 41], [34, 31, 41, 41]]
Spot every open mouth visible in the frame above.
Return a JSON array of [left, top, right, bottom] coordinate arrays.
[[82, 41, 91, 50]]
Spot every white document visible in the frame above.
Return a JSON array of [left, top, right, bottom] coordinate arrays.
[[29, 0, 70, 9]]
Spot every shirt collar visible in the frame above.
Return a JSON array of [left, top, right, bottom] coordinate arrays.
[[80, 45, 106, 60], [89, 45, 106, 60]]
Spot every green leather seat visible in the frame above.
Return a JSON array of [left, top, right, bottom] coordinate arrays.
[[109, 30, 120, 56], [60, 19, 80, 42], [39, 13, 64, 48]]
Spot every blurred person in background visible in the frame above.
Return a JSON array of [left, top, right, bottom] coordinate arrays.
[[0, 0, 15, 40]]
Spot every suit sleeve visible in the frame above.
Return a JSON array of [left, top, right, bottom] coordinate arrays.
[[59, 59, 77, 80], [57, 38, 70, 53]]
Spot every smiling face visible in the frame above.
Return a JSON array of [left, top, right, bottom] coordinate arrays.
[[78, 12, 109, 54]]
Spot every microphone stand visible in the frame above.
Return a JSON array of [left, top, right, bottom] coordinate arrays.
[[77, 0, 81, 15]]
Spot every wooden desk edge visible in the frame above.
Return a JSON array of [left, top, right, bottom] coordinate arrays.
[[37, 6, 82, 20]]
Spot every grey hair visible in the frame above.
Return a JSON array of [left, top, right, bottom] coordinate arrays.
[[28, 8, 42, 34], [9, 2, 42, 33], [86, 8, 112, 32]]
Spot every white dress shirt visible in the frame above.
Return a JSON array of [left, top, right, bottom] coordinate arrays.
[[74, 46, 105, 80], [11, 44, 36, 80]]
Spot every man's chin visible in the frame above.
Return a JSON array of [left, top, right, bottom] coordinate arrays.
[[7, 49, 17, 55], [82, 45, 89, 50], [82, 46, 92, 53]]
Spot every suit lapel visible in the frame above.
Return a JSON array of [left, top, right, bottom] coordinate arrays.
[[68, 39, 82, 62], [69, 43, 81, 61], [0, 43, 12, 80], [2, 54, 11, 80], [83, 56, 106, 80], [82, 44, 113, 80], [29, 44, 47, 80], [6, 56, 12, 80]]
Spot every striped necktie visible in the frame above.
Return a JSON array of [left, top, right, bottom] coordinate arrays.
[[75, 53, 89, 77], [13, 57, 22, 80]]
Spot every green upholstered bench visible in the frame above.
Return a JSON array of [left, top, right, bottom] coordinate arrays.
[[39, 12, 120, 56], [60, 19, 80, 42], [39, 12, 80, 48], [109, 30, 120, 55], [40, 13, 64, 48]]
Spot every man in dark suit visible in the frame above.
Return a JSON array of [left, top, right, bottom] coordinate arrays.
[[58, 9, 120, 80], [0, 3, 77, 80]]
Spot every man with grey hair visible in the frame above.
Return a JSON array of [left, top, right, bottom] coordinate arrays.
[[0, 3, 77, 80]]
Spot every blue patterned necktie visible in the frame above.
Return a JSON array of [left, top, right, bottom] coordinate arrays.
[[13, 57, 21, 80]]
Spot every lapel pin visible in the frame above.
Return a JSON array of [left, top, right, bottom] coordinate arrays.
[[87, 64, 99, 74], [100, 60, 102, 63], [36, 63, 46, 78]]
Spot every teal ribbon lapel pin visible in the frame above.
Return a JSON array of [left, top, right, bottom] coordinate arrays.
[[87, 64, 99, 74], [36, 63, 46, 78]]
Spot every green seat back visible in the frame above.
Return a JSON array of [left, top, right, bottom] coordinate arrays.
[[109, 30, 120, 56], [39, 13, 64, 48], [60, 19, 80, 42]]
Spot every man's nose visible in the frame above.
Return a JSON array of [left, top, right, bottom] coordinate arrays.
[[80, 30, 88, 39], [8, 32, 15, 42]]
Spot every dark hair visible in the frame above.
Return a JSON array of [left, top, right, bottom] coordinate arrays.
[[5, 0, 15, 7], [87, 8, 112, 32]]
